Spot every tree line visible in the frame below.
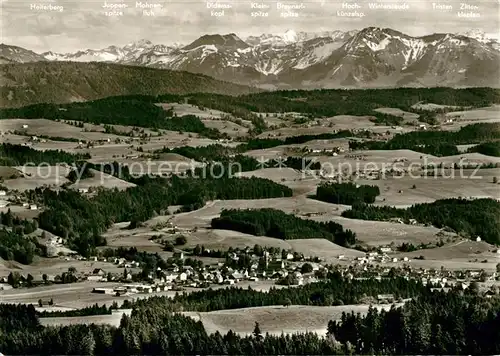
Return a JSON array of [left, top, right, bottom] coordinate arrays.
[[467, 141, 500, 157], [0, 144, 90, 166]]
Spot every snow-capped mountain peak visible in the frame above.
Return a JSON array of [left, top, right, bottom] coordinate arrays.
[[283, 29, 298, 43], [3, 27, 498, 89], [460, 29, 488, 42]]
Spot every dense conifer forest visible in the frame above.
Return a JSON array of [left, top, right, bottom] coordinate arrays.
[[342, 198, 500, 245], [467, 141, 500, 157], [211, 208, 356, 247], [314, 182, 381, 205], [0, 144, 90, 166], [0, 210, 44, 264]]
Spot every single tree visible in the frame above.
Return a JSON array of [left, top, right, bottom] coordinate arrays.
[[301, 263, 314, 274], [253, 322, 263, 340], [175, 235, 187, 246]]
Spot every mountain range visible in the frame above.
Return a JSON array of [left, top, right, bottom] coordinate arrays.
[[1, 27, 500, 88]]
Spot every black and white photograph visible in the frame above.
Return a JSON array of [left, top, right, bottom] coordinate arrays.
[[1, 0, 499, 355]]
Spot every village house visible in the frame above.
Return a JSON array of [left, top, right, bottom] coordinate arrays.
[[92, 268, 106, 276]]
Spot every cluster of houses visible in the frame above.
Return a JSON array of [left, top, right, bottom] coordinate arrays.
[[346, 250, 411, 265], [0, 190, 38, 210], [338, 256, 499, 291]]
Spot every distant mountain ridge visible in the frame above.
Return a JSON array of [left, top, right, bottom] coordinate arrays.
[[1, 27, 499, 88]]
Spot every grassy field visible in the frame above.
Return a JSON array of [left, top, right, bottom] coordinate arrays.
[[39, 309, 133, 327], [440, 105, 500, 130], [69, 169, 136, 191], [183, 304, 403, 336], [235, 168, 321, 196], [356, 168, 500, 206], [2, 165, 70, 191]]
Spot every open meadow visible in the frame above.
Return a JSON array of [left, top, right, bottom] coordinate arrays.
[[183, 304, 403, 336]]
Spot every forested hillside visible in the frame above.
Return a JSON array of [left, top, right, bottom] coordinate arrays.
[[0, 62, 260, 108]]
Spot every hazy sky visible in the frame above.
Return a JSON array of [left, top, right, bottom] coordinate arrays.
[[1, 0, 499, 52]]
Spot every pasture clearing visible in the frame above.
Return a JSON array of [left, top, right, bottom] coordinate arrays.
[[39, 309, 133, 327], [168, 197, 348, 230], [288, 239, 365, 259], [69, 169, 136, 191], [201, 119, 249, 137], [410, 103, 462, 111], [183, 304, 402, 336], [355, 168, 500, 206], [306, 215, 457, 248], [440, 105, 500, 130], [2, 165, 70, 191], [0, 256, 139, 280], [235, 168, 321, 196], [0, 118, 125, 142], [160, 103, 229, 119]]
